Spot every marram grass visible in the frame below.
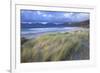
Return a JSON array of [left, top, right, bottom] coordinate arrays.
[[21, 29, 89, 63]]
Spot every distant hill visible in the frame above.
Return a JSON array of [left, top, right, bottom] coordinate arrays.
[[21, 22, 67, 28], [21, 20, 89, 28], [65, 20, 89, 28]]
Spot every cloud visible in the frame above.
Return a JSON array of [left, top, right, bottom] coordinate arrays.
[[63, 13, 73, 18], [41, 22, 48, 24], [21, 10, 89, 23], [71, 13, 89, 22], [37, 11, 42, 15], [48, 15, 53, 17], [42, 14, 47, 17]]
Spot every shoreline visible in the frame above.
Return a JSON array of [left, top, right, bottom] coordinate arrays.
[[21, 27, 86, 39]]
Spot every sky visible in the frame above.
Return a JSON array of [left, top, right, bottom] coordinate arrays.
[[21, 10, 89, 24]]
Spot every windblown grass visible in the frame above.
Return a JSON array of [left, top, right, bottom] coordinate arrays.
[[21, 29, 89, 63]]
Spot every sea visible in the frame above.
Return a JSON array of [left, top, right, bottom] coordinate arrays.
[[21, 27, 80, 39]]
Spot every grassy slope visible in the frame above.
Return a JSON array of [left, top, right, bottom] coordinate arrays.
[[21, 28, 89, 63]]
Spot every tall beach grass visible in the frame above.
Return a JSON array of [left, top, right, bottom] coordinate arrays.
[[21, 28, 89, 63]]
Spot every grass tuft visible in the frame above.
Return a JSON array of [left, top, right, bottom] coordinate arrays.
[[21, 29, 89, 63]]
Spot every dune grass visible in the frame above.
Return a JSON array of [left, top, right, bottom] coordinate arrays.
[[21, 29, 89, 63]]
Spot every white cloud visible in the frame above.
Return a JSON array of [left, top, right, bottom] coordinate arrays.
[[63, 13, 73, 18], [48, 15, 53, 17], [37, 11, 42, 15], [72, 13, 89, 21], [41, 22, 48, 24], [54, 23, 61, 25], [42, 14, 47, 17]]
